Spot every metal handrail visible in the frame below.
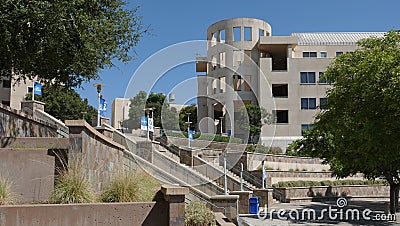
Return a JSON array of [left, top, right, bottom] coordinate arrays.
[[186, 190, 226, 216]]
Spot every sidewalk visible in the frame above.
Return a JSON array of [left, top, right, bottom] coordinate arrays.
[[239, 199, 400, 225]]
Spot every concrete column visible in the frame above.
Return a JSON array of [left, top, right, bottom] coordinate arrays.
[[179, 147, 199, 167], [210, 195, 239, 223], [136, 141, 154, 163], [229, 191, 253, 214], [253, 188, 274, 208], [21, 100, 45, 114], [161, 184, 189, 226]]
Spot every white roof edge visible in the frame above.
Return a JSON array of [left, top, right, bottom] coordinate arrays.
[[290, 32, 386, 46]]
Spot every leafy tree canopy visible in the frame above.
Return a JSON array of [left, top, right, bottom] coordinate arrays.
[[1, 0, 147, 87], [179, 104, 197, 131], [124, 91, 178, 130], [288, 31, 400, 213], [238, 104, 273, 143], [26, 84, 97, 124]]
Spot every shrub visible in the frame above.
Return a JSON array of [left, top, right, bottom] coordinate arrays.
[[50, 156, 94, 204], [185, 200, 216, 226], [50, 166, 94, 204], [100, 170, 159, 203], [0, 175, 14, 205]]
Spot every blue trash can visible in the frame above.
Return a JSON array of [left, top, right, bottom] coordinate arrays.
[[249, 197, 259, 214]]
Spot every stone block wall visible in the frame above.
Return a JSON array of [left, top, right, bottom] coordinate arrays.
[[66, 120, 127, 192], [0, 104, 57, 138], [276, 185, 390, 203]]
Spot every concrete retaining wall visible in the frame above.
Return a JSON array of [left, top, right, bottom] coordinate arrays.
[[249, 170, 364, 186], [275, 185, 390, 203], [66, 120, 127, 192], [0, 104, 57, 139], [0, 148, 55, 203], [0, 202, 165, 226], [246, 152, 329, 171]]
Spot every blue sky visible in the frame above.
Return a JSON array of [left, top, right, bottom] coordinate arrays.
[[77, 0, 400, 118]]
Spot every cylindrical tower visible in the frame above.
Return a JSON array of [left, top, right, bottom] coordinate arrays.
[[204, 18, 271, 139]]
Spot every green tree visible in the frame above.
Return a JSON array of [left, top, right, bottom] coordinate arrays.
[[26, 84, 97, 123], [179, 104, 197, 131], [238, 104, 273, 143], [124, 91, 179, 130], [124, 91, 147, 130], [0, 0, 147, 87], [288, 31, 400, 214]]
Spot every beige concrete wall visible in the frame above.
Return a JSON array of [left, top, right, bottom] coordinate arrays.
[[111, 98, 130, 128], [0, 104, 58, 138], [66, 120, 127, 192], [0, 202, 167, 226], [0, 148, 55, 203], [276, 185, 389, 203]]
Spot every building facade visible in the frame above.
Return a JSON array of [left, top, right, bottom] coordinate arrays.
[[111, 98, 130, 129], [196, 18, 384, 149], [0, 76, 35, 110]]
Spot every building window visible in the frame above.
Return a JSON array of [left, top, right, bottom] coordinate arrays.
[[273, 110, 289, 123], [320, 98, 328, 109], [302, 52, 317, 58], [272, 84, 288, 98], [336, 52, 343, 57], [219, 52, 226, 68], [1, 100, 10, 106], [320, 52, 327, 58], [233, 27, 241, 41], [318, 72, 326, 84], [27, 86, 33, 93], [244, 27, 252, 41], [219, 29, 225, 43], [2, 79, 11, 88], [211, 32, 217, 47], [300, 72, 316, 84], [244, 75, 251, 92], [301, 124, 313, 136], [233, 50, 243, 67], [219, 76, 226, 93], [259, 29, 264, 37], [301, 98, 317, 110], [233, 75, 242, 91]]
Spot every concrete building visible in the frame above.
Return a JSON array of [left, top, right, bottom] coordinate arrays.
[[0, 76, 34, 110], [111, 98, 130, 129], [196, 18, 384, 149]]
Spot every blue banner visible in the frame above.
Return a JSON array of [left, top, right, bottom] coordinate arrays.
[[100, 97, 107, 116], [141, 116, 148, 131], [262, 165, 267, 180], [33, 82, 42, 96], [189, 130, 194, 141]]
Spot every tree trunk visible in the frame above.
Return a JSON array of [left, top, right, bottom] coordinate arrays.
[[389, 183, 400, 214]]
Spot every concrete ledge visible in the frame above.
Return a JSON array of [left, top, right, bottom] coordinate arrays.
[[211, 195, 240, 200], [214, 212, 236, 226], [65, 120, 125, 150], [0, 202, 165, 226], [161, 184, 189, 196]]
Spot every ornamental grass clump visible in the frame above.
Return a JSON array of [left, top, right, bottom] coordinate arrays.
[[100, 170, 159, 203], [0, 175, 14, 205], [185, 200, 216, 226], [50, 156, 94, 204]]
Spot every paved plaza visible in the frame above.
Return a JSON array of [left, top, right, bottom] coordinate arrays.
[[239, 199, 400, 226]]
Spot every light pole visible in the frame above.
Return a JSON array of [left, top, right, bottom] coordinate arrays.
[[219, 116, 223, 135], [93, 83, 105, 127], [81, 111, 87, 121], [144, 107, 154, 141], [223, 155, 228, 195], [187, 113, 191, 148]]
